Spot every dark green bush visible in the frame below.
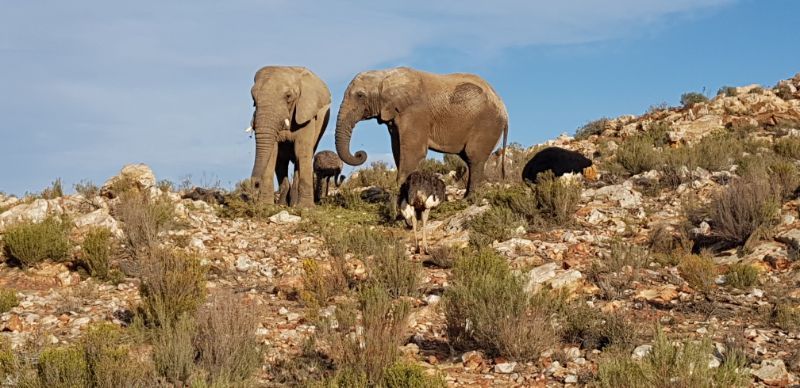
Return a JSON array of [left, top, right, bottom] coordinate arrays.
[[79, 227, 115, 280], [616, 136, 659, 175], [680, 92, 709, 107], [3, 216, 70, 267], [576, 117, 610, 139]]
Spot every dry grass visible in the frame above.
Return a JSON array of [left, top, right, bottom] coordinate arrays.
[[678, 254, 717, 294], [648, 224, 692, 256], [301, 257, 350, 309], [369, 244, 421, 298], [381, 362, 447, 388], [78, 227, 116, 281], [114, 190, 175, 257], [774, 136, 800, 159], [82, 323, 154, 387], [467, 205, 526, 247], [616, 135, 659, 175], [345, 161, 398, 190], [36, 345, 89, 387], [39, 178, 64, 199], [137, 248, 207, 328], [2, 216, 71, 268], [193, 291, 262, 386], [576, 117, 610, 139], [706, 175, 780, 247], [596, 327, 749, 388], [725, 263, 758, 289], [0, 289, 19, 314], [561, 301, 636, 351], [151, 315, 195, 384], [74, 180, 100, 198], [532, 171, 582, 224], [443, 249, 559, 361]]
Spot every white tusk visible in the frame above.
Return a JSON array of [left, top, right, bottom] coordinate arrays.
[[245, 126, 253, 133], [284, 118, 290, 129]]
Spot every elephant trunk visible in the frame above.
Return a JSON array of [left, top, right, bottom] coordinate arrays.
[[335, 106, 367, 166], [250, 108, 281, 199]]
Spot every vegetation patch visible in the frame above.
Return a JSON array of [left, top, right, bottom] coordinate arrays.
[[2, 216, 71, 267], [576, 117, 610, 139], [678, 254, 717, 294], [137, 248, 207, 328], [680, 92, 709, 107], [0, 289, 19, 314], [725, 263, 758, 289], [705, 174, 779, 247], [114, 190, 175, 257], [78, 227, 117, 281]]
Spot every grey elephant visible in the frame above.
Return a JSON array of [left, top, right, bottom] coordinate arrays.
[[335, 67, 508, 195], [249, 66, 331, 208]]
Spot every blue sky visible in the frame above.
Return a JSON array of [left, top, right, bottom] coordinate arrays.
[[1, 0, 798, 195]]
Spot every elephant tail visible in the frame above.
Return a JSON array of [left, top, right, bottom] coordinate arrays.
[[500, 122, 508, 180]]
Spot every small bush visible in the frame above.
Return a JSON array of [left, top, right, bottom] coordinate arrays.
[[605, 240, 648, 273], [114, 190, 175, 257], [771, 303, 800, 331], [468, 205, 526, 246], [37, 346, 90, 387], [596, 327, 749, 388], [694, 132, 745, 172], [0, 337, 15, 380], [40, 178, 64, 199], [326, 227, 394, 261], [218, 179, 283, 219], [301, 258, 349, 309], [315, 284, 411, 385], [83, 323, 154, 387], [725, 263, 758, 289], [616, 136, 660, 175], [370, 244, 421, 298], [706, 175, 779, 246], [680, 92, 709, 107], [717, 86, 739, 97], [138, 248, 207, 327], [0, 289, 19, 313], [425, 245, 460, 269], [749, 86, 765, 95], [659, 146, 697, 188], [74, 180, 100, 198], [3, 216, 70, 267], [443, 249, 558, 360], [774, 136, 800, 159], [79, 227, 114, 280], [194, 291, 262, 385], [382, 362, 446, 388], [648, 224, 692, 256], [576, 117, 609, 139], [152, 315, 196, 384], [346, 161, 397, 190], [678, 254, 717, 294], [562, 301, 635, 351], [532, 171, 581, 224]]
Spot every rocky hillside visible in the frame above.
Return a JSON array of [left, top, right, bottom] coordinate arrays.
[[1, 73, 800, 387]]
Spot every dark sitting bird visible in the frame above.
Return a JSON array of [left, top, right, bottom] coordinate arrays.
[[313, 150, 345, 202], [399, 171, 446, 254], [521, 146, 596, 183]]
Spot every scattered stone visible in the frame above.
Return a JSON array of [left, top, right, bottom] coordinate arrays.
[[268, 211, 301, 225], [632, 344, 652, 360], [494, 362, 517, 374], [752, 359, 791, 386]]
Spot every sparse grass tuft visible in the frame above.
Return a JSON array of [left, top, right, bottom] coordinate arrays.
[[0, 337, 15, 380], [532, 171, 581, 224], [151, 315, 196, 384], [382, 362, 447, 388], [301, 258, 349, 309], [370, 244, 421, 298], [774, 136, 800, 159], [648, 224, 692, 256], [37, 346, 90, 387], [79, 227, 115, 281], [82, 323, 154, 386], [771, 302, 800, 331], [725, 263, 758, 289], [443, 249, 558, 360], [616, 135, 660, 175], [3, 216, 70, 267], [717, 86, 739, 97], [346, 161, 397, 190], [678, 254, 717, 294], [561, 301, 636, 351], [74, 180, 100, 198], [138, 248, 207, 328], [681, 92, 709, 107], [114, 189, 175, 257], [194, 291, 262, 386], [706, 174, 779, 247], [0, 289, 19, 313], [596, 327, 749, 388], [468, 205, 526, 247], [40, 178, 64, 199]]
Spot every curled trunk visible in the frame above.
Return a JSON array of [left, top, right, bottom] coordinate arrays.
[[335, 108, 367, 166]]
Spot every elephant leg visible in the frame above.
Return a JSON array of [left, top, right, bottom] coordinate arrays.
[[294, 140, 316, 208], [465, 157, 487, 197], [258, 144, 280, 205], [394, 117, 428, 186], [289, 168, 300, 207], [276, 151, 291, 206]]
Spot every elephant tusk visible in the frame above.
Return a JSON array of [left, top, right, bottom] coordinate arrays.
[[245, 125, 253, 133], [284, 118, 290, 129]]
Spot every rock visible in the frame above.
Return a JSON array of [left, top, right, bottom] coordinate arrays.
[[73, 208, 123, 238], [564, 374, 578, 384], [101, 164, 156, 197], [461, 350, 484, 370], [549, 270, 582, 290], [269, 211, 301, 225], [525, 262, 559, 292], [235, 255, 255, 272], [635, 285, 678, 305], [0, 199, 64, 231], [752, 359, 791, 386], [632, 344, 652, 360], [591, 183, 642, 209], [494, 362, 517, 374], [493, 238, 537, 257], [4, 315, 23, 332], [445, 205, 489, 234]]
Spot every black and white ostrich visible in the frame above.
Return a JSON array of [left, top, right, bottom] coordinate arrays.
[[313, 150, 345, 201], [399, 171, 446, 254]]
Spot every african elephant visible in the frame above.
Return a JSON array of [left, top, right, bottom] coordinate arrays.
[[249, 66, 331, 208], [335, 67, 508, 195]]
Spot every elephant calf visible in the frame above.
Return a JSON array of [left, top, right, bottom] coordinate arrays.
[[313, 150, 345, 201], [521, 147, 595, 184], [334, 67, 508, 196]]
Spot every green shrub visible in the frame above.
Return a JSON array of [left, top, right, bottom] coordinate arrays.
[[468, 205, 526, 247], [37, 346, 89, 388], [82, 323, 154, 387], [0, 289, 19, 313], [301, 258, 350, 310], [0, 337, 15, 380], [616, 136, 659, 175], [771, 303, 800, 331], [532, 171, 581, 224], [382, 362, 446, 388], [346, 161, 397, 190], [706, 175, 780, 246], [152, 315, 196, 384], [3, 216, 70, 267], [596, 327, 749, 388], [694, 132, 745, 172], [326, 227, 396, 261], [79, 227, 115, 280], [576, 117, 610, 139], [717, 86, 739, 97], [138, 248, 207, 327], [680, 92, 709, 107], [648, 224, 692, 256], [40, 178, 64, 199], [443, 249, 558, 360], [218, 179, 283, 219], [114, 190, 175, 257], [562, 301, 635, 351], [74, 180, 99, 198], [725, 263, 758, 289], [678, 254, 717, 294], [370, 244, 421, 298], [194, 291, 262, 386], [774, 136, 800, 159]]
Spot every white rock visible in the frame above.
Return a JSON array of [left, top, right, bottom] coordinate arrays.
[[494, 362, 517, 374], [0, 199, 63, 231], [189, 237, 206, 251], [235, 255, 255, 272], [752, 359, 790, 385], [73, 208, 124, 238], [526, 262, 559, 292], [632, 344, 652, 360], [101, 164, 156, 196], [564, 374, 578, 384], [593, 184, 642, 209], [269, 210, 301, 224], [549, 270, 583, 289]]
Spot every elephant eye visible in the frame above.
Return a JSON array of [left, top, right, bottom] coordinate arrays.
[[285, 91, 293, 101], [355, 91, 366, 98]]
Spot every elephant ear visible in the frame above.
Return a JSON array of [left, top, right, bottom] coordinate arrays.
[[379, 67, 419, 122], [295, 69, 331, 125]]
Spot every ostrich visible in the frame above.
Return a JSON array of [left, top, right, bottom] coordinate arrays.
[[313, 150, 345, 201], [521, 146, 596, 184], [399, 171, 446, 254]]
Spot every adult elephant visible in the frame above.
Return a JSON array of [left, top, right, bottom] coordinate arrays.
[[335, 67, 508, 195], [249, 66, 331, 208]]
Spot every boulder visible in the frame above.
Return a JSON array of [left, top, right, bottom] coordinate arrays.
[[101, 164, 156, 198], [73, 208, 123, 238], [269, 210, 301, 225], [0, 199, 64, 231], [752, 359, 792, 386], [589, 183, 642, 209]]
